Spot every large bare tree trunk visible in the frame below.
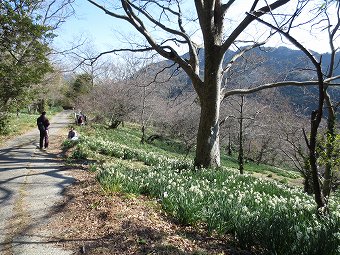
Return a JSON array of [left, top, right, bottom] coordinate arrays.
[[195, 101, 221, 168], [193, 1, 224, 168], [194, 48, 223, 168], [194, 80, 221, 167]]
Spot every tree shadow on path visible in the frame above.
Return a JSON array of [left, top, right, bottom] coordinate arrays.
[[0, 110, 75, 255]]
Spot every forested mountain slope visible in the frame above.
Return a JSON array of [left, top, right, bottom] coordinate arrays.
[[147, 46, 340, 114]]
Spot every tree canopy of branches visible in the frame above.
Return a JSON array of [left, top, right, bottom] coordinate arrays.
[[87, 0, 340, 172]]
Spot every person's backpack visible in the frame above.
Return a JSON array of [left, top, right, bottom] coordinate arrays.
[[78, 115, 83, 124], [38, 121, 45, 131]]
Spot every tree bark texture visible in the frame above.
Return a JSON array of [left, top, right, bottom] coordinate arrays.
[[309, 65, 327, 210], [194, 74, 222, 167], [194, 46, 223, 168], [309, 110, 327, 210], [193, 1, 224, 168], [238, 96, 244, 174]]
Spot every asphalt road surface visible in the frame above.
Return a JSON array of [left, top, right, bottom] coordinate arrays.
[[0, 111, 74, 255]]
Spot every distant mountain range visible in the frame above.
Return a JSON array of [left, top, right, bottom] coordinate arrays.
[[146, 46, 340, 114], [247, 47, 340, 112]]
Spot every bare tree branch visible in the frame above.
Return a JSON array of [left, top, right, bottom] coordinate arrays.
[[87, 0, 202, 92], [221, 0, 237, 15], [222, 41, 267, 83], [222, 80, 339, 99], [222, 0, 291, 51], [246, 11, 320, 68]]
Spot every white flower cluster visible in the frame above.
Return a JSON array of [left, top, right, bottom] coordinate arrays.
[[80, 136, 192, 169], [96, 162, 340, 255], [75, 132, 339, 255]]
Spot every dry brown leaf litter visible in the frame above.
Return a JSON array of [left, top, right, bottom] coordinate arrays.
[[45, 134, 255, 255]]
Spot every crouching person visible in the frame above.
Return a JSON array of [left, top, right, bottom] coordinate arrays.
[[68, 126, 78, 140]]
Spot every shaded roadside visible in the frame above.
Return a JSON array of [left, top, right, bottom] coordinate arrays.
[[0, 110, 74, 255], [47, 145, 254, 255]]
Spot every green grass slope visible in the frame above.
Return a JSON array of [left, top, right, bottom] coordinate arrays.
[[64, 123, 340, 255]]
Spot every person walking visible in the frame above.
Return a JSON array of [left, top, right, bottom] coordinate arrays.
[[36, 111, 50, 149]]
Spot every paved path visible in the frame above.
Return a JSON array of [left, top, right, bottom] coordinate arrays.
[[0, 111, 74, 255]]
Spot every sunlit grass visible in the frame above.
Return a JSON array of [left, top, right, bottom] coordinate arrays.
[[64, 123, 340, 255], [0, 113, 38, 145], [81, 123, 301, 183], [96, 163, 339, 255], [0, 107, 63, 145]]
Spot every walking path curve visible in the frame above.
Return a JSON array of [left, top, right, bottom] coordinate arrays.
[[0, 110, 74, 255]]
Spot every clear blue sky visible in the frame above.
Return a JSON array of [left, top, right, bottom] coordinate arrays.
[[54, 1, 129, 52]]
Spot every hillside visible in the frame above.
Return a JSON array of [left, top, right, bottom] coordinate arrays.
[[54, 123, 340, 255], [143, 46, 340, 114], [76, 46, 339, 171]]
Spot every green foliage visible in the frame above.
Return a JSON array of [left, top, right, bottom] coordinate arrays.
[[65, 73, 93, 105], [72, 73, 93, 94], [75, 124, 301, 181], [0, 0, 54, 131], [63, 73, 93, 108], [89, 164, 98, 173], [280, 178, 289, 184], [0, 112, 38, 140], [62, 139, 79, 150], [74, 124, 190, 161], [0, 113, 10, 135], [317, 132, 340, 171], [72, 142, 91, 159], [73, 134, 191, 170], [0, 110, 63, 143], [221, 155, 300, 180]]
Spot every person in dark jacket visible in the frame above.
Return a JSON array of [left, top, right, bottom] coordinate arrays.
[[36, 111, 50, 149], [67, 126, 78, 140]]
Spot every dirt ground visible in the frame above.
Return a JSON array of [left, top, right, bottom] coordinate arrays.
[[46, 136, 255, 255]]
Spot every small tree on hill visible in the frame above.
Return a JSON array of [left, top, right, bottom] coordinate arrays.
[[249, 0, 340, 211]]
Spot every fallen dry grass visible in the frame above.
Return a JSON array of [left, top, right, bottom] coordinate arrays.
[[45, 135, 254, 255], [47, 167, 256, 255]]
